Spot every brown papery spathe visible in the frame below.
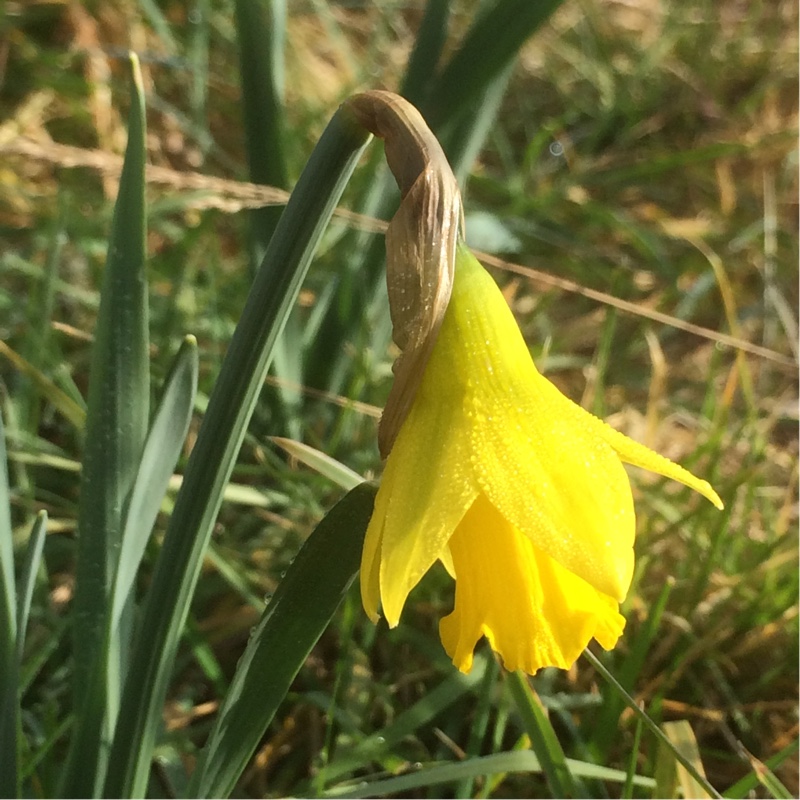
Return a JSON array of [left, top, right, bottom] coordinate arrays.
[[343, 91, 463, 458]]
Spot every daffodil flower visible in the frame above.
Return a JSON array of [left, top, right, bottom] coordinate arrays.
[[361, 243, 723, 675], [343, 90, 722, 675]]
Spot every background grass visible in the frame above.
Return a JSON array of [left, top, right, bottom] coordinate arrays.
[[1, 0, 797, 797]]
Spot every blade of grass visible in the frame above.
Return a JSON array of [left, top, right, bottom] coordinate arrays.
[[583, 648, 722, 799], [104, 102, 372, 798], [751, 766, 795, 800], [441, 61, 515, 187], [594, 574, 674, 756], [506, 670, 582, 798], [0, 410, 19, 797], [321, 656, 489, 786], [723, 739, 799, 800], [187, 482, 376, 798], [18, 211, 63, 436], [270, 436, 363, 490], [188, 0, 211, 148], [235, 0, 288, 259], [5, 450, 279, 510], [15, 510, 47, 666], [62, 52, 150, 797], [621, 708, 644, 799], [323, 749, 656, 799], [454, 655, 499, 798], [0, 340, 86, 430]]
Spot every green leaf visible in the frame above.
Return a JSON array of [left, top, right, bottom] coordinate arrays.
[[62, 52, 149, 797], [454, 654, 499, 798], [235, 0, 303, 435], [621, 711, 644, 799], [188, 482, 376, 798], [438, 60, 515, 186], [399, 0, 450, 106], [109, 336, 198, 632], [235, 0, 288, 242], [423, 0, 565, 129], [104, 101, 372, 799], [0, 409, 19, 797], [271, 436, 363, 490], [0, 340, 85, 430]]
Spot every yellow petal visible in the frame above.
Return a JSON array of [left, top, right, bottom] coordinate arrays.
[[372, 378, 478, 627], [360, 485, 389, 623], [590, 419, 724, 510], [439, 245, 636, 601], [439, 494, 625, 674]]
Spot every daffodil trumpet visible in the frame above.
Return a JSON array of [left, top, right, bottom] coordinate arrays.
[[348, 91, 723, 676]]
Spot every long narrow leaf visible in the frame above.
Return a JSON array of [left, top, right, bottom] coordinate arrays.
[[62, 52, 149, 796], [454, 654, 499, 798], [424, 0, 564, 128], [399, 0, 450, 106], [594, 575, 673, 756], [15, 510, 47, 665], [104, 103, 372, 798], [188, 482, 376, 798], [507, 671, 580, 798], [440, 61, 515, 186], [235, 0, 303, 435], [0, 409, 19, 797], [235, 0, 288, 261], [0, 341, 86, 430], [110, 336, 198, 630]]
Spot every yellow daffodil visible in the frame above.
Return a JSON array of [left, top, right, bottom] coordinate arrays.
[[342, 90, 722, 675], [362, 243, 723, 675]]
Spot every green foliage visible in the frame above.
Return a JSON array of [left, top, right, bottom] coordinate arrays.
[[0, 0, 796, 798]]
